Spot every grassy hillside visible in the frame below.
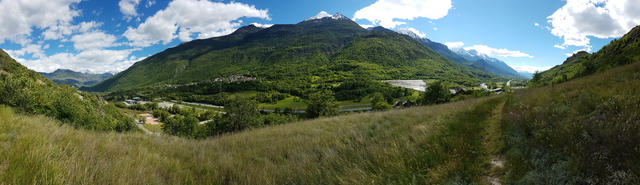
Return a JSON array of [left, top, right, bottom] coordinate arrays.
[[0, 49, 134, 131], [1, 60, 639, 184], [87, 17, 501, 94], [530, 25, 640, 86], [500, 61, 640, 184], [0, 97, 502, 185], [39, 69, 112, 88]]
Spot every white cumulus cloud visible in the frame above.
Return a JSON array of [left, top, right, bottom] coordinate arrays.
[[444, 41, 465, 49], [548, 0, 640, 48], [119, 0, 141, 20], [71, 31, 118, 50], [9, 49, 144, 74], [6, 44, 46, 59], [354, 0, 452, 28], [510, 65, 553, 74], [464, 45, 534, 58], [124, 0, 270, 47], [0, 0, 81, 44]]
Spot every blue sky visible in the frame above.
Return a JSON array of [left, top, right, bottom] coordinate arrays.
[[1, 0, 639, 74]]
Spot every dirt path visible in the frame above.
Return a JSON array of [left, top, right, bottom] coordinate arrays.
[[483, 101, 507, 185], [136, 123, 153, 135]]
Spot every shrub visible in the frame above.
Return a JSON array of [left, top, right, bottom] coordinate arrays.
[[305, 90, 338, 118], [419, 81, 451, 105]]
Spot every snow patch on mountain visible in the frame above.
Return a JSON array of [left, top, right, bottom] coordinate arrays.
[[395, 28, 426, 39], [305, 11, 347, 21]]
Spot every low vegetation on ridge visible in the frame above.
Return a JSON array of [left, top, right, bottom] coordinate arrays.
[[0, 50, 134, 131]]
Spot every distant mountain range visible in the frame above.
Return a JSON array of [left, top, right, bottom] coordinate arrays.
[[518, 71, 534, 79], [395, 28, 525, 79], [87, 12, 503, 93], [39, 69, 112, 88]]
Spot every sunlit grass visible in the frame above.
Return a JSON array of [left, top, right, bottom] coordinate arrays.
[[0, 95, 500, 184]]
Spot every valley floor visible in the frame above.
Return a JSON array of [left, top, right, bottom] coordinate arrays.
[[1, 62, 640, 184]]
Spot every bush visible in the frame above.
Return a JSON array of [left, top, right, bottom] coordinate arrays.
[[162, 115, 199, 137], [371, 92, 391, 111], [305, 90, 338, 118], [214, 97, 261, 134], [114, 102, 127, 108], [419, 81, 451, 105]]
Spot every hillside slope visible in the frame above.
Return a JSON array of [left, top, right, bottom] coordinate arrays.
[[501, 61, 640, 184], [87, 14, 501, 92], [0, 49, 134, 131], [40, 69, 112, 88], [530, 25, 640, 86], [3, 57, 639, 184]]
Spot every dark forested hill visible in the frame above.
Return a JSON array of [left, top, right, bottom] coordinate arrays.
[[530, 25, 640, 86], [0, 49, 134, 131], [39, 69, 112, 88], [87, 13, 502, 93]]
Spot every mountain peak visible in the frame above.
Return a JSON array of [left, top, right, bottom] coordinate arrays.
[[304, 11, 348, 22], [367, 26, 394, 33], [562, 51, 590, 65], [230, 24, 264, 35], [396, 28, 424, 39]]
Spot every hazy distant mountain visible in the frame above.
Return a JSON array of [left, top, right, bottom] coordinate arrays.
[[518, 71, 534, 79], [87, 13, 501, 92], [396, 29, 524, 79], [39, 69, 112, 88], [450, 48, 524, 79]]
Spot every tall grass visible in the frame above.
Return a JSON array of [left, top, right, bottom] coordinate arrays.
[[0, 96, 502, 185], [501, 62, 640, 184]]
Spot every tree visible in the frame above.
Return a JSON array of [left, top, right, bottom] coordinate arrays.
[[419, 81, 451, 105], [306, 90, 338, 118], [153, 109, 170, 121], [216, 97, 261, 134], [371, 92, 392, 111], [162, 115, 198, 137], [531, 71, 542, 83]]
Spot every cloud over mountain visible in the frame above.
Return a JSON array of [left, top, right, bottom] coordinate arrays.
[[124, 0, 270, 47], [548, 0, 640, 48], [354, 0, 452, 28]]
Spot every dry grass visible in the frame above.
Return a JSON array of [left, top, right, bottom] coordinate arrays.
[[0, 96, 502, 185], [500, 62, 640, 184]]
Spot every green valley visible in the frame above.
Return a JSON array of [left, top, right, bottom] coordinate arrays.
[[1, 1, 640, 184], [2, 53, 640, 184], [85, 15, 503, 109]]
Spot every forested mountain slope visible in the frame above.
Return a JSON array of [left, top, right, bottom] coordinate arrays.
[[87, 14, 501, 92]]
